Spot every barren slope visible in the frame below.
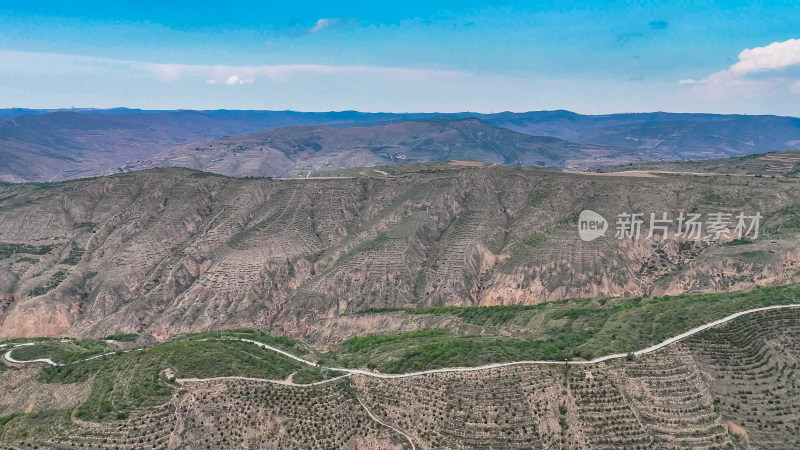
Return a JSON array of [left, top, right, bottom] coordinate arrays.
[[0, 163, 799, 341]]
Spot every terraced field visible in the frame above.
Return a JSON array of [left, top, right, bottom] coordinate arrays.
[[685, 309, 800, 447], [596, 150, 800, 178], [1, 290, 800, 448]]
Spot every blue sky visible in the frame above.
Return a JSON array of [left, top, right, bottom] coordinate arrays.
[[1, 1, 799, 115]]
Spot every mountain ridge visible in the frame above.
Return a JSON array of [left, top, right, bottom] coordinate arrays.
[[3, 109, 800, 182], [127, 117, 649, 178]]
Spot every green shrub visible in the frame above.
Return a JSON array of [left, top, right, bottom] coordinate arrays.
[[28, 270, 68, 297], [522, 233, 546, 247], [60, 242, 85, 265]]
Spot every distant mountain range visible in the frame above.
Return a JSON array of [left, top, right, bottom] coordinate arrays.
[[487, 110, 800, 160], [127, 118, 650, 178], [1, 108, 799, 182]]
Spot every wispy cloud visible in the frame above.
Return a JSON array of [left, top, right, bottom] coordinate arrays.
[[680, 39, 800, 99], [141, 61, 463, 84], [679, 71, 780, 99], [309, 18, 341, 33], [4, 50, 793, 115], [225, 75, 252, 85], [0, 50, 465, 86]]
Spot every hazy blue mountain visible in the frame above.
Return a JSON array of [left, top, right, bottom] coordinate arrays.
[[2, 109, 799, 181]]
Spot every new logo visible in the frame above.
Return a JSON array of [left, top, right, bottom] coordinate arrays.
[[578, 210, 608, 241]]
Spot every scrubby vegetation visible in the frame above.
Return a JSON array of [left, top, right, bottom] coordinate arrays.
[[783, 217, 800, 229], [179, 328, 312, 356], [522, 232, 546, 247], [8, 339, 109, 364], [0, 242, 53, 258], [27, 270, 68, 297], [0, 412, 23, 426], [331, 331, 585, 373], [335, 284, 800, 373], [60, 241, 85, 264], [103, 333, 139, 342], [37, 339, 305, 421], [359, 304, 546, 326]]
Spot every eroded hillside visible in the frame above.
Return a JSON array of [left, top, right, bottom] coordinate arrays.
[[0, 163, 799, 340]]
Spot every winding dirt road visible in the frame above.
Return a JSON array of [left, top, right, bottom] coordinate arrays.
[[5, 304, 800, 380]]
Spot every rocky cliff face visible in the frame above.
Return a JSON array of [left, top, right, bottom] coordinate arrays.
[[0, 164, 798, 340]]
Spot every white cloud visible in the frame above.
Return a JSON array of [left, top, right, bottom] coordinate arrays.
[[679, 71, 781, 100], [730, 39, 800, 76], [310, 18, 340, 33], [224, 75, 253, 85], [680, 38, 800, 99]]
